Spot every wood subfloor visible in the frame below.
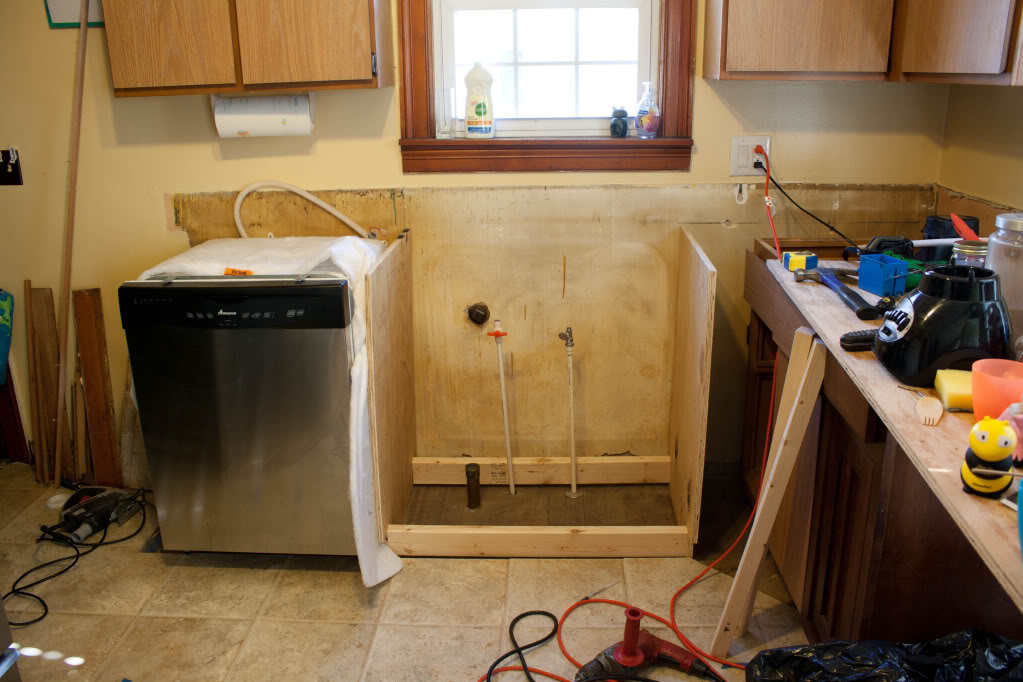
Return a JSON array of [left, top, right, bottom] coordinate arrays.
[[402, 484, 677, 526]]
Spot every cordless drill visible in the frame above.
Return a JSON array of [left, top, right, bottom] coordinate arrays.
[[575, 607, 714, 680]]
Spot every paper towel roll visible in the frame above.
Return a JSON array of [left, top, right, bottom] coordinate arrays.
[[213, 95, 314, 138]]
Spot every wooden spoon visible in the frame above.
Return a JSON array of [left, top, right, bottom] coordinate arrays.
[[898, 385, 944, 426]]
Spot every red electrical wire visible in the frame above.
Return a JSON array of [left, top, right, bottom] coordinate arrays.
[[487, 357, 780, 681], [555, 356, 779, 679], [756, 145, 782, 260], [476, 667, 572, 682]]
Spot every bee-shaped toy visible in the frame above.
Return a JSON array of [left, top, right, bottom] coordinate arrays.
[[961, 416, 1016, 498]]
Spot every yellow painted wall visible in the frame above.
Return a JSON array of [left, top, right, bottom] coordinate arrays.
[[0, 0, 950, 447], [938, 85, 1023, 209]]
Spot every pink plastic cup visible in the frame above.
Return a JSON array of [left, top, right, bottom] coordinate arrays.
[[972, 358, 1023, 423]]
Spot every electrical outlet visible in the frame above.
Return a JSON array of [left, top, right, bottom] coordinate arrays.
[[1, 148, 23, 186], [730, 135, 770, 177]]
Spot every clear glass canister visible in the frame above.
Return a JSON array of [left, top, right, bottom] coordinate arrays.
[[951, 240, 987, 267], [987, 213, 1023, 342]]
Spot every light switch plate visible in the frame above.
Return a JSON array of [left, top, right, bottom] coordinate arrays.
[[730, 135, 771, 177]]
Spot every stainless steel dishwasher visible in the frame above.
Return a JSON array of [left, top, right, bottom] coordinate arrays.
[[119, 275, 356, 555]]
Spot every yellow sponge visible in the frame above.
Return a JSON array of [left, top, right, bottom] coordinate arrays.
[[934, 369, 973, 411]]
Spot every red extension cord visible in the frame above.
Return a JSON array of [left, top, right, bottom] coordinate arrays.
[[756, 145, 781, 261], [479, 356, 781, 682]]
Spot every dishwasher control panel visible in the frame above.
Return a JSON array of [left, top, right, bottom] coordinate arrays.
[[119, 280, 352, 330]]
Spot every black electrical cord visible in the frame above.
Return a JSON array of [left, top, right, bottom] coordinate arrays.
[[753, 160, 858, 249], [486, 610, 659, 682], [2, 490, 148, 627]]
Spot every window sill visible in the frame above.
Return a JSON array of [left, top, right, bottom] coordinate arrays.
[[399, 137, 693, 172]]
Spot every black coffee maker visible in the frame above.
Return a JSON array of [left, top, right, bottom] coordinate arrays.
[[873, 265, 1014, 386]]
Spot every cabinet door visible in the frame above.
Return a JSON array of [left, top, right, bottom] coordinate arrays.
[[895, 0, 1018, 74], [235, 0, 374, 84], [725, 0, 895, 73], [803, 398, 884, 641], [103, 0, 237, 89]]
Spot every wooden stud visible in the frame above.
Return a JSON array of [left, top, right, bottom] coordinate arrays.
[[411, 456, 671, 486], [367, 236, 416, 541], [72, 289, 121, 487], [387, 525, 690, 558], [53, 0, 90, 486], [668, 228, 717, 540], [24, 280, 44, 483], [711, 329, 826, 658], [30, 288, 70, 483]]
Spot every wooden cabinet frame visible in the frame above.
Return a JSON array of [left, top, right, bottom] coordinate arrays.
[[367, 229, 716, 557], [396, 0, 697, 172]]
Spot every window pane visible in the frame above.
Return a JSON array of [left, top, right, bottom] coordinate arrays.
[[518, 65, 576, 118], [578, 64, 638, 117], [454, 10, 514, 64], [455, 64, 516, 119], [516, 9, 576, 63], [579, 8, 639, 62]]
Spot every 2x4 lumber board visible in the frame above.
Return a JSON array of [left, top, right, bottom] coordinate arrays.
[[72, 289, 121, 487], [711, 330, 826, 657], [24, 280, 44, 482], [30, 288, 73, 482], [367, 235, 416, 542], [668, 227, 716, 541], [386, 525, 690, 557], [411, 456, 670, 485]]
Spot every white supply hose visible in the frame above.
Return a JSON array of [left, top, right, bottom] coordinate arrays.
[[492, 320, 516, 495], [233, 181, 371, 239]]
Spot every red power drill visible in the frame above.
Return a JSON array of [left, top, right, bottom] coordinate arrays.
[[574, 607, 714, 681]]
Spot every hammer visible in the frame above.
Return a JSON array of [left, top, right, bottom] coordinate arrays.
[[794, 268, 881, 320]]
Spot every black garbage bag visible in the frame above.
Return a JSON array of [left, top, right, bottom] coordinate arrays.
[[746, 630, 1023, 681]]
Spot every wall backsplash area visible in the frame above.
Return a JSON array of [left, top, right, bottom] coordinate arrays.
[[2, 0, 1021, 476]]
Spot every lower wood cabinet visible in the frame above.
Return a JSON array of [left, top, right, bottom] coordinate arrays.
[[743, 249, 1023, 643]]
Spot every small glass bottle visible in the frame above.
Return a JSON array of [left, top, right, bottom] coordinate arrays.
[[635, 82, 660, 140], [951, 240, 987, 268], [987, 213, 1023, 337]]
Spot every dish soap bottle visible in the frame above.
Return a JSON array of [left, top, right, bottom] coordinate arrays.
[[636, 81, 660, 139], [465, 63, 495, 139]]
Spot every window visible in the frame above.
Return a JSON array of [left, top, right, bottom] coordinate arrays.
[[398, 0, 695, 171], [433, 0, 659, 137]]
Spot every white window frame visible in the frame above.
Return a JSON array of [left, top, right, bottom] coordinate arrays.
[[432, 0, 659, 138]]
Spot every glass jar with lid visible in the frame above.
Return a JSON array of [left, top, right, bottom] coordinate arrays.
[[987, 213, 1023, 342], [951, 240, 987, 267]]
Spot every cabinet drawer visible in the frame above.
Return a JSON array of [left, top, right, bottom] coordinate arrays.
[[236, 0, 374, 84], [103, 0, 237, 89]]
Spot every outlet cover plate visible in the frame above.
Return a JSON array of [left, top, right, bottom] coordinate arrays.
[[730, 135, 770, 177]]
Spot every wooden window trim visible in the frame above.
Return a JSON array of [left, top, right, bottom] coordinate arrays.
[[397, 0, 696, 172]]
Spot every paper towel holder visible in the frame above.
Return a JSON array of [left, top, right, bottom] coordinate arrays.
[[210, 92, 316, 138]]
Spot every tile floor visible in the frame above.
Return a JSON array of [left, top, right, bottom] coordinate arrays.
[[0, 462, 806, 681]]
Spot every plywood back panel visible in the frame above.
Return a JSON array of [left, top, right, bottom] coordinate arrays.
[[367, 234, 416, 540], [668, 228, 716, 542], [406, 187, 681, 463], [173, 189, 406, 245]]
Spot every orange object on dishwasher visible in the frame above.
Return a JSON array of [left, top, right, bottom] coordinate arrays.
[[972, 358, 1023, 422]]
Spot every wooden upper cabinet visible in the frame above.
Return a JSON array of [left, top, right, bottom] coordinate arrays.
[[889, 0, 1023, 84], [705, 0, 896, 79], [102, 0, 237, 89], [235, 0, 374, 84], [103, 0, 393, 96]]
